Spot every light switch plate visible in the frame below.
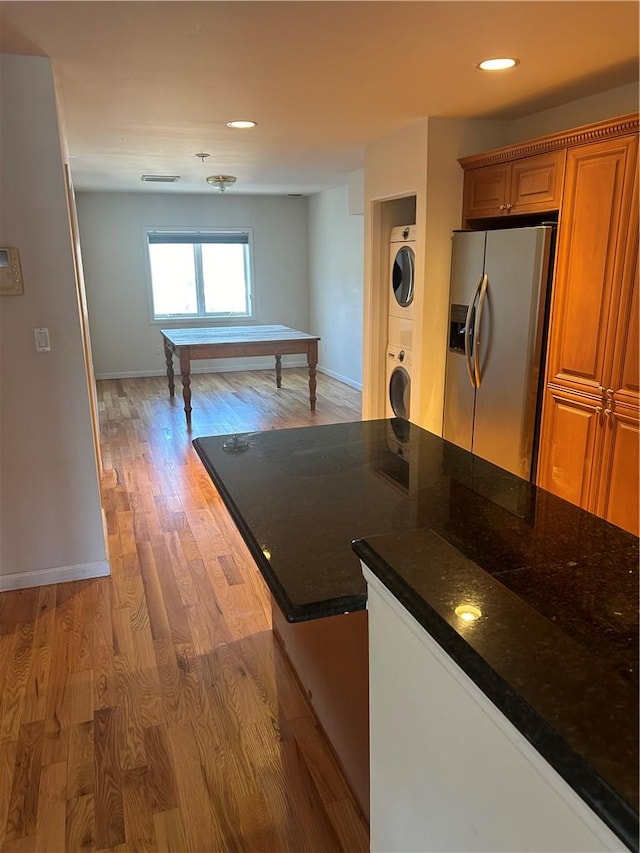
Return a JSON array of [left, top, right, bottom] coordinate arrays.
[[34, 327, 51, 352]]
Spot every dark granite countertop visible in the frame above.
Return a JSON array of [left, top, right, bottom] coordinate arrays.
[[193, 418, 638, 850]]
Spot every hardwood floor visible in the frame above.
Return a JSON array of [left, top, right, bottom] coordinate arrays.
[[0, 368, 366, 852]]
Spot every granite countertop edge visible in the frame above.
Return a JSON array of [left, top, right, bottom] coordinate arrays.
[[193, 437, 366, 623], [352, 536, 639, 853]]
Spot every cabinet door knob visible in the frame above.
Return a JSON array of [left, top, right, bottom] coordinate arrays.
[[605, 388, 614, 399], [499, 204, 506, 211], [506, 203, 513, 210], [596, 406, 603, 416], [604, 408, 612, 418]]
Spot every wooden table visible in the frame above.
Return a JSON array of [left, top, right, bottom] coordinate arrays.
[[161, 325, 320, 425]]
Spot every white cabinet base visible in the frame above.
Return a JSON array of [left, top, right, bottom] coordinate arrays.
[[363, 565, 626, 853]]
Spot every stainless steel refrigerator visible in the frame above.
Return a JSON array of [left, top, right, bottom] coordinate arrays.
[[442, 226, 554, 480]]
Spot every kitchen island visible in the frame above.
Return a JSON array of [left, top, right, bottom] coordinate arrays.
[[193, 419, 638, 850]]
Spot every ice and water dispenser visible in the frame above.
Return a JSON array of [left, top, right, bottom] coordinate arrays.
[[448, 303, 469, 353]]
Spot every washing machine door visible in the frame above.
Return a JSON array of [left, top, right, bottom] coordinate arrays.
[[389, 366, 411, 419], [392, 245, 415, 308]]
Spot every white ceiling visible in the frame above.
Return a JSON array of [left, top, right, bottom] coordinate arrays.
[[1, 1, 638, 196]]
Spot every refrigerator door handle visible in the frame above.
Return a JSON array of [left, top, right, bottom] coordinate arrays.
[[473, 274, 489, 387], [464, 274, 485, 388]]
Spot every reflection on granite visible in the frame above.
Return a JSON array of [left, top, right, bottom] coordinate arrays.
[[194, 419, 636, 623], [494, 548, 639, 687], [193, 418, 639, 850], [195, 420, 425, 620]]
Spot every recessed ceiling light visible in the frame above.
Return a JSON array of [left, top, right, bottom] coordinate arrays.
[[226, 120, 258, 129], [478, 57, 518, 71]]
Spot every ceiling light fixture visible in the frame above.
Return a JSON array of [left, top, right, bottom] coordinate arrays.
[[226, 120, 257, 129], [206, 174, 237, 193], [195, 152, 210, 162], [477, 57, 519, 71]]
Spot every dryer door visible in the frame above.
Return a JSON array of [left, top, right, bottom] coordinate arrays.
[[389, 366, 411, 419], [392, 245, 415, 308]]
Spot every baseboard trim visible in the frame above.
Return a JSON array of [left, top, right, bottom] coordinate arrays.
[[96, 358, 307, 380], [0, 560, 111, 591], [317, 365, 362, 391], [96, 362, 362, 391]]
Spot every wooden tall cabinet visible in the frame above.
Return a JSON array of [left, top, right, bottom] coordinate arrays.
[[537, 133, 639, 534]]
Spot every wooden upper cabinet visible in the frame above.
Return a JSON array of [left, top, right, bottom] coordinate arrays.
[[463, 163, 510, 219], [462, 151, 565, 222], [509, 151, 565, 214], [544, 134, 638, 396]]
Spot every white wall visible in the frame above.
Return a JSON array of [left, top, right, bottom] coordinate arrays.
[[308, 184, 364, 389], [508, 81, 639, 143], [0, 55, 107, 589], [363, 119, 429, 419], [76, 192, 310, 377]]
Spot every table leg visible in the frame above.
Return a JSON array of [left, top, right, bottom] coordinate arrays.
[[275, 355, 282, 388], [307, 341, 318, 412], [179, 349, 192, 426], [164, 339, 175, 397]]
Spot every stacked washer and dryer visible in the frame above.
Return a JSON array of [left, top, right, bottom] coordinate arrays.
[[386, 225, 416, 420]]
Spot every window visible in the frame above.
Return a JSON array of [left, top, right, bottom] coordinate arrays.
[[146, 230, 252, 320]]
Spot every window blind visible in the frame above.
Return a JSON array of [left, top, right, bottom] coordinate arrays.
[[148, 232, 249, 245]]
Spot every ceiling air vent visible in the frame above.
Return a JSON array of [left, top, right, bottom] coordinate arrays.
[[141, 174, 181, 183]]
